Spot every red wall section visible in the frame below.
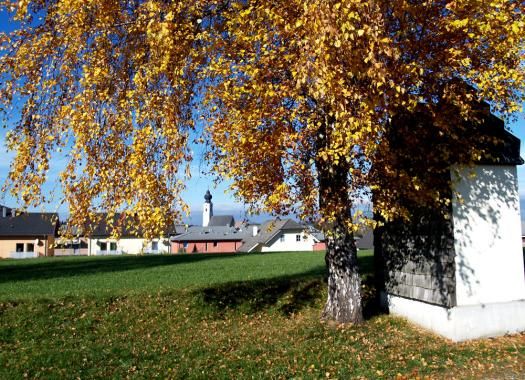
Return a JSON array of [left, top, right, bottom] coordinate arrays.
[[172, 240, 241, 254], [313, 242, 326, 251]]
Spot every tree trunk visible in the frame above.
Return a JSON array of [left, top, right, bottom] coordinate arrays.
[[316, 142, 364, 324], [321, 218, 364, 324]]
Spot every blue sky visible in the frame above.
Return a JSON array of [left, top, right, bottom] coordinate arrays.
[[1, 10, 525, 224]]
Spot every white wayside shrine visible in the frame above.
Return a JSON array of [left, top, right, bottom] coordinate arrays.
[[376, 109, 525, 341], [202, 190, 213, 227]]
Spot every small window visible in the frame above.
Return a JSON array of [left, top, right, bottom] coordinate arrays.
[[151, 241, 158, 251], [26, 243, 34, 252], [213, 241, 218, 247], [110, 242, 117, 251], [16, 243, 24, 252], [296, 235, 301, 242], [183, 242, 188, 249], [100, 242, 107, 251], [280, 235, 285, 243]]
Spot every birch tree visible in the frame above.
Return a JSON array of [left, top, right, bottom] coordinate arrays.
[[1, 0, 523, 323]]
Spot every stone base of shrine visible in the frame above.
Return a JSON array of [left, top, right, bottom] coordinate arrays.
[[384, 293, 525, 342]]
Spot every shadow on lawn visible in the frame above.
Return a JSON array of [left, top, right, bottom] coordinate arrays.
[[195, 254, 381, 319], [0, 253, 244, 284], [196, 271, 325, 317]]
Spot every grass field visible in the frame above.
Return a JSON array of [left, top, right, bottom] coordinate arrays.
[[0, 251, 523, 379]]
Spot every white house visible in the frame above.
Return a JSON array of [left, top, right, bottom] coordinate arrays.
[[87, 214, 171, 255], [238, 219, 325, 252]]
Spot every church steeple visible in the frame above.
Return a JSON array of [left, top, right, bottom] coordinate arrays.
[[203, 190, 213, 226], [204, 190, 212, 203]]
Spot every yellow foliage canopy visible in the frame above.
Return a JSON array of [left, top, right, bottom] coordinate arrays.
[[0, 0, 523, 237]]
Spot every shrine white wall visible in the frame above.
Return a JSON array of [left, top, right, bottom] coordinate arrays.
[[451, 165, 525, 306]]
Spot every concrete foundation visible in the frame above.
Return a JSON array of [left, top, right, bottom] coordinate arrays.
[[386, 293, 525, 341]]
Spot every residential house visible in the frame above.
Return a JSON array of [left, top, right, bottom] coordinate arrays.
[[238, 219, 324, 253], [87, 214, 171, 255], [171, 225, 254, 253], [0, 205, 59, 259], [54, 225, 89, 256]]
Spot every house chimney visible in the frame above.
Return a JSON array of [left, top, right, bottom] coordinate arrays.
[[252, 225, 258, 237], [1, 207, 6, 218]]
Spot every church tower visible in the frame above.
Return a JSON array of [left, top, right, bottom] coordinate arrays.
[[203, 190, 213, 227]]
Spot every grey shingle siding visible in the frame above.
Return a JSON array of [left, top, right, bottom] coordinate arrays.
[[375, 204, 457, 308]]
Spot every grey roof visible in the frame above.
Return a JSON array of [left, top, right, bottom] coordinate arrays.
[[89, 213, 143, 237], [475, 111, 523, 166], [171, 225, 252, 242], [279, 219, 304, 231], [392, 102, 523, 166], [87, 213, 176, 237], [312, 232, 325, 242], [305, 227, 374, 248], [356, 228, 374, 249], [58, 223, 85, 236], [303, 224, 325, 242], [256, 219, 302, 243], [0, 212, 59, 236], [173, 224, 189, 235], [236, 238, 260, 252], [209, 215, 235, 227], [173, 218, 308, 249]]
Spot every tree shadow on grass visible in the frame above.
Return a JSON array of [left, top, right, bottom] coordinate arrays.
[[195, 271, 326, 317], [194, 254, 382, 319], [0, 253, 245, 284]]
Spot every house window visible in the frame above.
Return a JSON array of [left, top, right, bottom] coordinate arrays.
[[183, 242, 188, 249], [100, 242, 107, 251], [110, 242, 117, 251], [213, 241, 218, 247], [296, 235, 301, 242], [26, 243, 34, 252], [280, 235, 285, 243], [151, 241, 158, 251], [16, 243, 24, 252]]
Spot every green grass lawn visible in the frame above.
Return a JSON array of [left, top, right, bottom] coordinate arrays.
[[0, 250, 523, 379], [0, 250, 340, 300]]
